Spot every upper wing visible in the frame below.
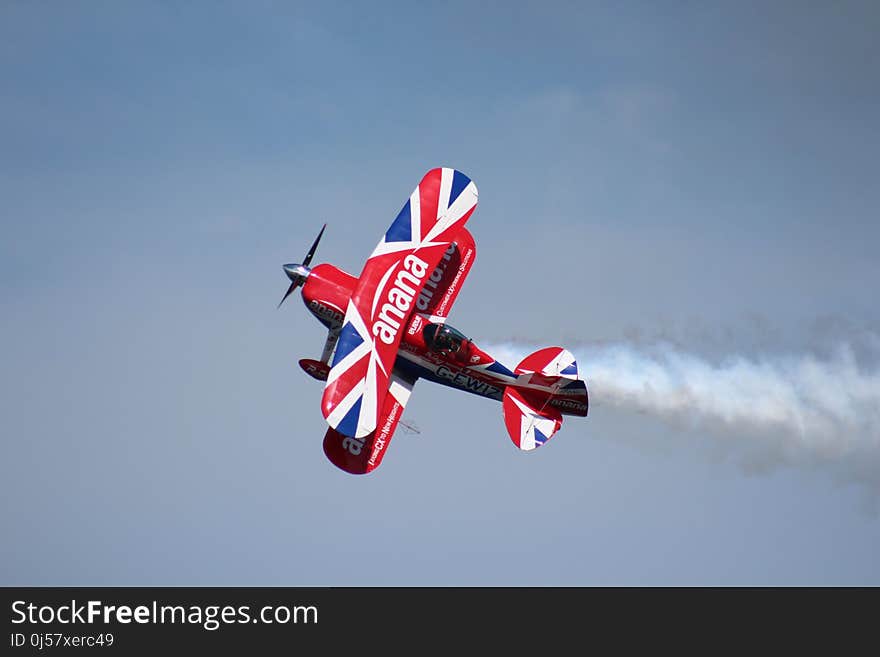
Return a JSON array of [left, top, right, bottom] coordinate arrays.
[[413, 226, 477, 324], [321, 168, 478, 438], [322, 367, 417, 474]]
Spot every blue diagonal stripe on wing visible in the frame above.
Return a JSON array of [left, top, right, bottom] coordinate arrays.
[[385, 199, 412, 243], [448, 170, 471, 210], [332, 321, 364, 366], [336, 396, 363, 437]]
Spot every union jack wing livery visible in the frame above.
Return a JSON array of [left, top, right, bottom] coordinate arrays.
[[278, 167, 589, 474], [322, 367, 417, 474], [322, 168, 479, 439]]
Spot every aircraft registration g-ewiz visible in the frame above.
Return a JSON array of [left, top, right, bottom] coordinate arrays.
[[278, 168, 588, 474]]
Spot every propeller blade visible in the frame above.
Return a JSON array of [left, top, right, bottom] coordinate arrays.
[[303, 223, 326, 267], [277, 280, 299, 309], [278, 224, 325, 309]]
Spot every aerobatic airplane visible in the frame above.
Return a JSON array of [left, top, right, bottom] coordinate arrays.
[[278, 168, 588, 474]]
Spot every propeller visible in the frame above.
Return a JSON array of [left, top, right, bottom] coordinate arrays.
[[278, 223, 326, 308]]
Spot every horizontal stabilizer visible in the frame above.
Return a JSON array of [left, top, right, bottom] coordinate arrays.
[[502, 387, 563, 451], [299, 358, 330, 381]]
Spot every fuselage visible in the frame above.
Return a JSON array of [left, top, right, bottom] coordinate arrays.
[[300, 263, 588, 417]]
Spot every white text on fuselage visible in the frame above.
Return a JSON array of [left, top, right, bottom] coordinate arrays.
[[308, 299, 344, 327], [435, 365, 502, 399], [372, 254, 430, 345]]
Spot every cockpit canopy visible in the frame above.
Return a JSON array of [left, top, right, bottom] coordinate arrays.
[[423, 322, 469, 354]]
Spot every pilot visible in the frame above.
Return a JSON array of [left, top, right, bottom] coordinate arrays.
[[435, 328, 467, 359], [435, 330, 458, 353]]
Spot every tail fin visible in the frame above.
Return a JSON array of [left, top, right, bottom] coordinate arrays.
[[515, 346, 580, 380], [514, 347, 588, 417], [502, 347, 588, 450]]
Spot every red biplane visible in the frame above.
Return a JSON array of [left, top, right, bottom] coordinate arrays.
[[278, 168, 588, 474]]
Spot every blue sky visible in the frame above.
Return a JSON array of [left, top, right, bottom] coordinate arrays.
[[2, 2, 879, 584]]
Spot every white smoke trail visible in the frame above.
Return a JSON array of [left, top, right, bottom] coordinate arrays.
[[485, 340, 880, 486]]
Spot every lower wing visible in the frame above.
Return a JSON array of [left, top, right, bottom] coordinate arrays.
[[322, 367, 417, 474]]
